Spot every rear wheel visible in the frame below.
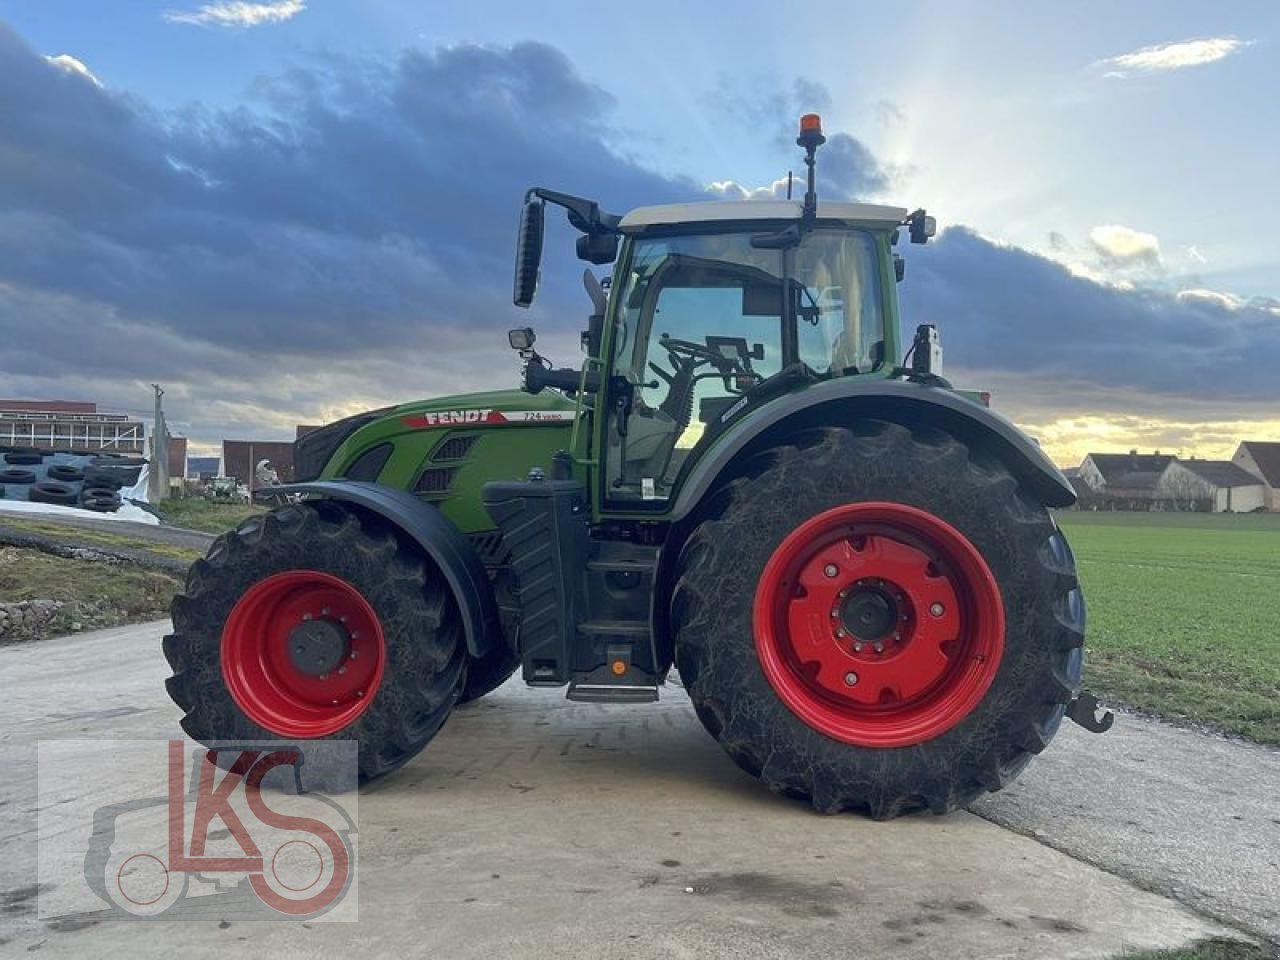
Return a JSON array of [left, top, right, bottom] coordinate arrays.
[[671, 422, 1084, 818], [164, 502, 467, 781]]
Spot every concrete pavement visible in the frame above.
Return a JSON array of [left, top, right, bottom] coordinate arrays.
[[0, 620, 1251, 958], [974, 710, 1280, 944]]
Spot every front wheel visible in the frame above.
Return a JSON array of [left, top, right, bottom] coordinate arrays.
[[164, 503, 467, 782], [671, 422, 1085, 819]]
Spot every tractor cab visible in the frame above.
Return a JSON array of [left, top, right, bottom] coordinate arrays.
[[510, 115, 936, 509]]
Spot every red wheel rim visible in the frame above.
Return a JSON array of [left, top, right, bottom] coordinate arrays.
[[753, 502, 1004, 747], [221, 571, 386, 738]]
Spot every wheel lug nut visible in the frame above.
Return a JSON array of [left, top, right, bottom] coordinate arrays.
[[319, 673, 329, 680], [930, 602, 945, 617], [302, 613, 312, 621], [873, 642, 884, 654], [338, 666, 347, 675], [835, 628, 847, 638], [321, 607, 331, 616], [823, 564, 839, 578], [853, 642, 864, 652], [830, 609, 840, 619], [843, 672, 859, 686]]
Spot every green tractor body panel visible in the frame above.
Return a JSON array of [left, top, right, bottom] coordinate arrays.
[[314, 389, 579, 533]]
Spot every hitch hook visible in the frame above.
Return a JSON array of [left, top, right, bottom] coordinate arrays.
[[1065, 691, 1114, 734]]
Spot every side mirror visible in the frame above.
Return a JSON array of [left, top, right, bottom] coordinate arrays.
[[513, 198, 545, 307], [509, 327, 536, 351]]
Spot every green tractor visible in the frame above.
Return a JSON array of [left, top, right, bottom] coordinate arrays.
[[165, 115, 1105, 818]]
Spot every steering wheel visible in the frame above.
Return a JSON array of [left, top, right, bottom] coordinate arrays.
[[644, 336, 729, 428]]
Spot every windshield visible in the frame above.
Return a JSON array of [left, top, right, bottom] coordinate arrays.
[[605, 226, 885, 502], [614, 227, 884, 382]]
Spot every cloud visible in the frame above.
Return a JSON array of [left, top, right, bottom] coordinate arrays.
[[1, 21, 1276, 461], [163, 0, 305, 28], [898, 227, 1280, 411], [706, 135, 888, 202], [0, 25, 697, 444], [1088, 223, 1161, 267], [43, 53, 101, 86], [1099, 37, 1250, 76]]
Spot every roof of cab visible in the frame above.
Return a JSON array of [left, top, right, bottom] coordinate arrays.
[[617, 199, 908, 230]]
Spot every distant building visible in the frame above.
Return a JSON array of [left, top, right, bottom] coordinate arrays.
[[0, 399, 145, 453], [1163, 459, 1267, 513], [1078, 451, 1176, 508], [167, 436, 189, 479], [222, 440, 295, 490], [1233, 441, 1280, 511], [187, 456, 221, 480], [1077, 449, 1269, 512]]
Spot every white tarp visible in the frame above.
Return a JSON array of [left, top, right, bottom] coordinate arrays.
[[0, 497, 160, 525]]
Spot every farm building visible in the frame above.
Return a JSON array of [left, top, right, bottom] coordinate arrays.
[[1077, 452, 1175, 508], [1077, 450, 1268, 512], [1163, 459, 1268, 513], [222, 440, 295, 491], [1233, 441, 1280, 510], [167, 435, 188, 480], [0, 399, 145, 453]]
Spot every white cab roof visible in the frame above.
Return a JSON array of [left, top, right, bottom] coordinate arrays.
[[618, 200, 908, 230]]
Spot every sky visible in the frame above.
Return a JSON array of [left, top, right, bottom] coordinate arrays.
[[0, 0, 1277, 466]]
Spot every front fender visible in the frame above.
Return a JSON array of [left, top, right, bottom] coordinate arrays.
[[671, 378, 1076, 522], [265, 481, 499, 658]]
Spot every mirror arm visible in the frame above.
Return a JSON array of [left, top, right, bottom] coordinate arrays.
[[528, 188, 621, 236]]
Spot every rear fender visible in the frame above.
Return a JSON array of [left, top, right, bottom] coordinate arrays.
[[266, 481, 499, 658], [671, 378, 1076, 523]]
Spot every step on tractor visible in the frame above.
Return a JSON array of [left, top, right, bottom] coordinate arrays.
[[165, 115, 1110, 819]]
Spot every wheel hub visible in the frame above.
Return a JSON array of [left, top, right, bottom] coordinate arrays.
[[838, 581, 900, 645], [753, 502, 1005, 748], [287, 618, 351, 677]]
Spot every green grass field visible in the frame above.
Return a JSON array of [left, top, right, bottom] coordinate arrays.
[[152, 498, 264, 534], [1057, 510, 1280, 745]]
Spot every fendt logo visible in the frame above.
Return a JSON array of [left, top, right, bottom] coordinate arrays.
[[405, 408, 496, 427], [400, 408, 577, 429], [38, 740, 358, 922]]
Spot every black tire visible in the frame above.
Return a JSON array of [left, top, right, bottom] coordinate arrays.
[[0, 468, 36, 484], [4, 450, 42, 465], [164, 502, 468, 782], [82, 467, 125, 490], [81, 489, 123, 512], [670, 422, 1085, 819], [458, 644, 520, 704], [48, 464, 85, 482], [29, 480, 79, 505]]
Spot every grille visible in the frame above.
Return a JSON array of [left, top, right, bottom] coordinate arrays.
[[432, 434, 477, 461], [414, 466, 457, 495]]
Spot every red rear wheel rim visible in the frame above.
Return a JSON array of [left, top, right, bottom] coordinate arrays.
[[221, 571, 386, 738], [753, 502, 1004, 747]]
